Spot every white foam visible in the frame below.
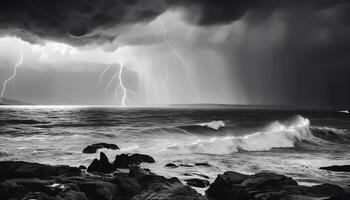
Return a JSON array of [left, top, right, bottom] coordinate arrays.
[[166, 116, 312, 154], [197, 120, 225, 130]]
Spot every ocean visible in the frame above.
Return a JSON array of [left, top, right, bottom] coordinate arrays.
[[0, 106, 349, 188]]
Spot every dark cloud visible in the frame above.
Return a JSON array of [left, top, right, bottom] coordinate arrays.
[[0, 0, 167, 46], [170, 0, 348, 25], [0, 0, 348, 46]]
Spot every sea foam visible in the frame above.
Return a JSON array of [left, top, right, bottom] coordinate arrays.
[[166, 116, 312, 154]]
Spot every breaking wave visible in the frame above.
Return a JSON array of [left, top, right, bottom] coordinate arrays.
[[176, 120, 226, 133], [166, 116, 349, 154]]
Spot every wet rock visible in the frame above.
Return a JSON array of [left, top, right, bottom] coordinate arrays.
[[326, 192, 350, 200], [320, 165, 350, 172], [82, 143, 119, 154], [57, 190, 89, 200], [165, 163, 178, 168], [113, 154, 155, 169], [0, 180, 28, 200], [129, 166, 150, 177], [131, 178, 204, 200], [78, 181, 118, 200], [0, 161, 81, 179], [206, 171, 346, 200], [185, 178, 210, 188], [179, 164, 194, 167], [194, 162, 211, 167], [87, 152, 115, 174], [112, 175, 142, 198], [79, 165, 87, 170]]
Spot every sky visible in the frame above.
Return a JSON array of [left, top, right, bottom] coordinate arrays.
[[0, 0, 349, 107]]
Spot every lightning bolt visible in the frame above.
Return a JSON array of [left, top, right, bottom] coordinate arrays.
[[100, 62, 140, 107], [157, 18, 200, 102], [157, 19, 190, 71], [105, 71, 119, 92], [113, 62, 140, 107], [97, 64, 112, 86], [0, 48, 24, 104], [117, 62, 127, 106]]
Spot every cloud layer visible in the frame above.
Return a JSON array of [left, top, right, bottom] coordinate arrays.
[[0, 0, 348, 46]]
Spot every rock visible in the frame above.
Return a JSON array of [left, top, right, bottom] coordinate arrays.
[[320, 165, 350, 172], [194, 162, 211, 167], [82, 143, 119, 154], [57, 190, 89, 200], [179, 164, 194, 167], [131, 154, 156, 163], [79, 165, 87, 170], [326, 192, 350, 200], [113, 154, 155, 169], [165, 163, 178, 168], [112, 175, 142, 198], [87, 152, 115, 174], [78, 181, 118, 200], [206, 171, 347, 200], [0, 180, 28, 200], [185, 178, 210, 188], [0, 161, 81, 179], [131, 178, 204, 200], [129, 166, 150, 177]]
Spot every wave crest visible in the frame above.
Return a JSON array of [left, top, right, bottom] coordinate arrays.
[[197, 120, 225, 130], [166, 116, 312, 154]]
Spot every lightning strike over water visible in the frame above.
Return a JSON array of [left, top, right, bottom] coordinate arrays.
[[105, 71, 119, 92], [157, 18, 200, 102], [97, 64, 112, 86], [157, 19, 190, 72], [0, 48, 24, 104], [117, 63, 127, 106]]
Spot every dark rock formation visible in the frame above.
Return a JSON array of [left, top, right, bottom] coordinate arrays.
[[185, 178, 210, 188], [129, 166, 151, 177], [206, 171, 346, 200], [0, 161, 81, 179], [87, 152, 115, 174], [1, 160, 348, 200], [113, 154, 155, 169], [165, 163, 178, 168], [179, 164, 194, 167], [82, 143, 119, 154], [320, 165, 350, 172], [79, 165, 87, 170], [131, 178, 203, 200], [0, 160, 203, 200], [194, 162, 211, 167], [326, 192, 350, 200]]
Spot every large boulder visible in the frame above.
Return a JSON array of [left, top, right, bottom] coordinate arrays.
[[0, 161, 81, 179], [113, 154, 155, 169], [82, 143, 119, 154], [320, 165, 350, 172], [206, 171, 346, 200], [87, 152, 115, 174]]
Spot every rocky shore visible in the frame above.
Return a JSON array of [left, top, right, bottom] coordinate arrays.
[[0, 144, 349, 200]]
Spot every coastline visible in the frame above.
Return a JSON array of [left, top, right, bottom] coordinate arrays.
[[1, 144, 349, 200]]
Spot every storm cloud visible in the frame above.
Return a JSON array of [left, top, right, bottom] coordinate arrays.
[[0, 0, 350, 107], [0, 0, 348, 46]]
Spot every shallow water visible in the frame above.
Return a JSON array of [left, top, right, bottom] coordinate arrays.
[[0, 106, 350, 187]]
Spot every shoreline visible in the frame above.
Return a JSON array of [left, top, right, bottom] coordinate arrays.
[[1, 144, 349, 200]]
